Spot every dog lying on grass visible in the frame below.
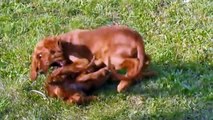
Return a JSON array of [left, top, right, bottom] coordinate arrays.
[[45, 59, 110, 104], [30, 25, 155, 93]]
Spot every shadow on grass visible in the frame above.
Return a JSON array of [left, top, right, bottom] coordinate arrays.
[[144, 61, 213, 119], [130, 60, 212, 96], [94, 60, 213, 119]]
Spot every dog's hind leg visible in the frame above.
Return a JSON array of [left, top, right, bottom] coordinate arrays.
[[115, 58, 140, 92]]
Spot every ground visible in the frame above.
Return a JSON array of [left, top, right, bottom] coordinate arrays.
[[0, 0, 212, 119]]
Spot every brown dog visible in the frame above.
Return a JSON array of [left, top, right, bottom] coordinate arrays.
[[30, 25, 152, 92], [45, 65, 110, 104]]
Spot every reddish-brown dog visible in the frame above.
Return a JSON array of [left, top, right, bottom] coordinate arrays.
[[45, 63, 110, 104], [30, 25, 153, 92]]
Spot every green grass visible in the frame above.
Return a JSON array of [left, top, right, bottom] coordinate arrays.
[[0, 0, 212, 119]]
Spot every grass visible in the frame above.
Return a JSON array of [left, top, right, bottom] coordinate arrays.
[[0, 0, 212, 119]]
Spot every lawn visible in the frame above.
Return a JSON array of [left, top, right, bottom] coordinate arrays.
[[0, 0, 212, 119]]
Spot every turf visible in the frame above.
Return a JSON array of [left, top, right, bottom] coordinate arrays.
[[0, 0, 212, 119]]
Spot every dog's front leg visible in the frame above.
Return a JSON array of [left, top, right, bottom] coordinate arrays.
[[51, 58, 93, 78], [76, 67, 109, 82]]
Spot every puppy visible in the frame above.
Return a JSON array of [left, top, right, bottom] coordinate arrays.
[[45, 66, 110, 104], [30, 25, 154, 92]]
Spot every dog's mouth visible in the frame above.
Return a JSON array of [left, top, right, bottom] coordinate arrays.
[[50, 60, 66, 68]]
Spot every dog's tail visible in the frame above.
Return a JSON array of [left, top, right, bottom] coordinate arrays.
[[109, 35, 145, 81]]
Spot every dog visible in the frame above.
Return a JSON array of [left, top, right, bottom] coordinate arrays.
[[30, 25, 154, 92], [45, 63, 110, 104]]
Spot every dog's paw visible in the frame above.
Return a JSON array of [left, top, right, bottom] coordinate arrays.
[[117, 80, 131, 93]]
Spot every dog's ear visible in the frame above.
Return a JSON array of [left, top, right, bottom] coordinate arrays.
[[30, 54, 38, 80]]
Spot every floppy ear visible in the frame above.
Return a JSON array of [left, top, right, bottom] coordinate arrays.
[[30, 55, 38, 80]]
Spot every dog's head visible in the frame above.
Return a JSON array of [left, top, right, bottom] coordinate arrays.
[[30, 37, 65, 80]]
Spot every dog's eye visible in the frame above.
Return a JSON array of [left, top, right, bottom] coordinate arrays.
[[37, 54, 42, 59], [50, 50, 55, 54]]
